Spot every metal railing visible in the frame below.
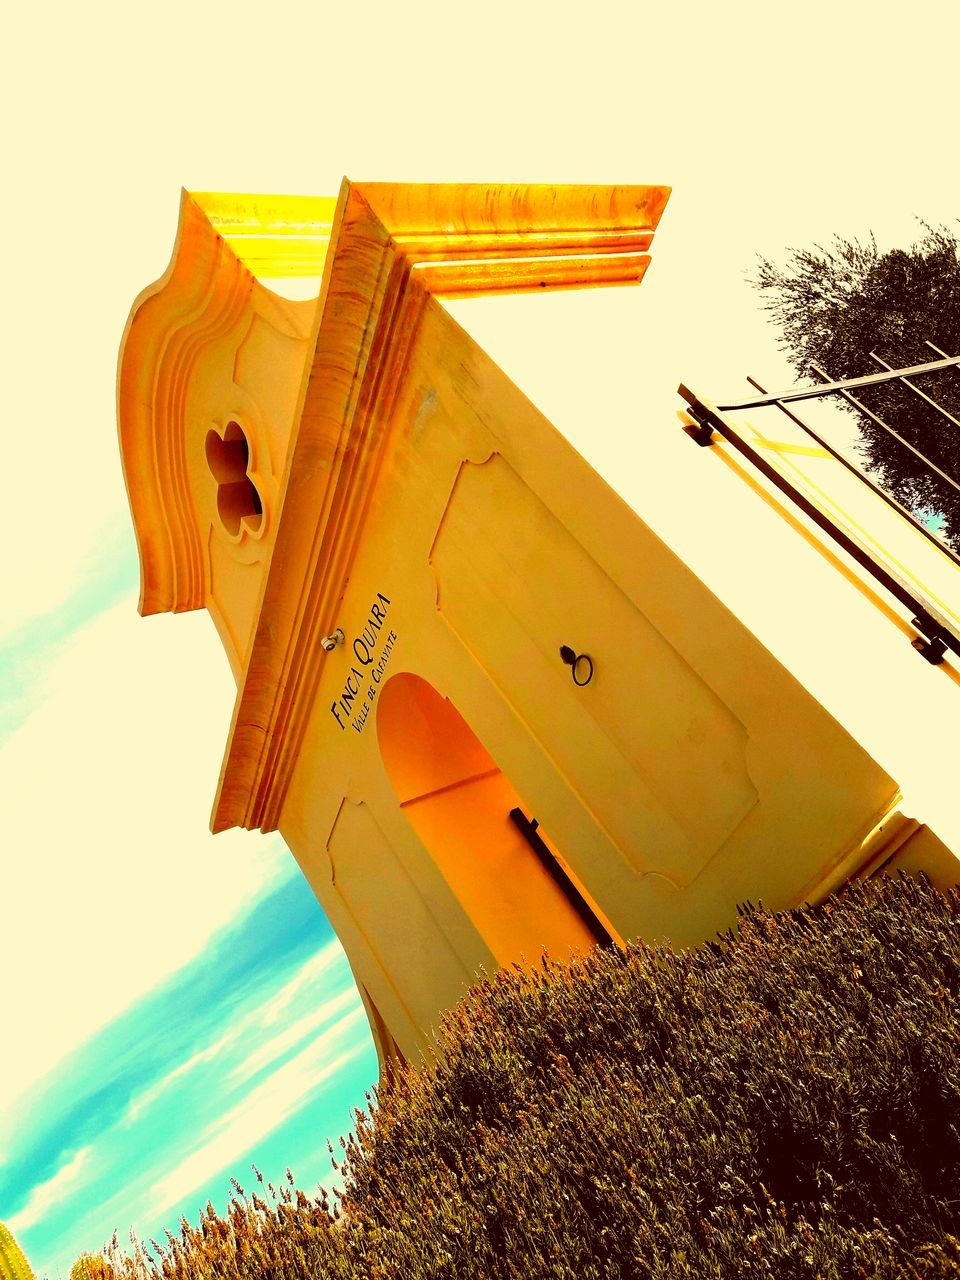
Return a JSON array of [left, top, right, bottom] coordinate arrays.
[[679, 352, 960, 665]]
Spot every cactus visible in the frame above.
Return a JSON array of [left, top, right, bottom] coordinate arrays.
[[69, 1255, 109, 1280], [0, 1223, 34, 1280]]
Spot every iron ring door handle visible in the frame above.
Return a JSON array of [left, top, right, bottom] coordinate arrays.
[[559, 645, 594, 686]]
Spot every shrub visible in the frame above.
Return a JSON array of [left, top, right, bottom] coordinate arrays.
[[76, 874, 960, 1279]]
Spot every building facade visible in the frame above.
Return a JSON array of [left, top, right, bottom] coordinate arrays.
[[118, 183, 959, 1069]]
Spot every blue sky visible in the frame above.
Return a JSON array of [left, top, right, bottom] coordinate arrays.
[[1, 868, 375, 1279], [0, 528, 377, 1279]]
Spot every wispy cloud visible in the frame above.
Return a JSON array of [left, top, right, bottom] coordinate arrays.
[[123, 942, 350, 1122], [147, 1009, 368, 1221], [258, 945, 345, 1028], [8, 1148, 94, 1235], [0, 600, 293, 1118], [0, 516, 137, 739], [123, 1036, 233, 1125], [229, 989, 358, 1087]]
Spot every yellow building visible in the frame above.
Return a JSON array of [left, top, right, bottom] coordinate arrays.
[[118, 182, 960, 1070]]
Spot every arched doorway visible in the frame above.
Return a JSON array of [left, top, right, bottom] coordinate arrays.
[[376, 672, 614, 967]]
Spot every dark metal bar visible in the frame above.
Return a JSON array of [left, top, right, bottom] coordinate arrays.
[[508, 807, 615, 949], [809, 364, 960, 498], [682, 354, 960, 413], [926, 339, 957, 363], [679, 390, 960, 660], [867, 351, 960, 429], [743, 375, 960, 570]]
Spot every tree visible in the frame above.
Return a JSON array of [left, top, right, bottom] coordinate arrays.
[[752, 225, 960, 549]]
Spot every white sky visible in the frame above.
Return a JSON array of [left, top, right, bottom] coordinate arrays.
[[3, 0, 960, 1264]]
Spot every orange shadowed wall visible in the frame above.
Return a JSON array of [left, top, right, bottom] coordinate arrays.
[[377, 673, 604, 966]]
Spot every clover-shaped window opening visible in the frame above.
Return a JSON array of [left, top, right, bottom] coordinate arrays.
[[205, 421, 263, 536]]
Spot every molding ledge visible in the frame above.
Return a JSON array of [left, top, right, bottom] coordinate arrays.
[[117, 192, 314, 617], [118, 193, 253, 615]]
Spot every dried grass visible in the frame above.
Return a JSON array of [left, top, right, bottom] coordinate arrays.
[[73, 874, 960, 1279]]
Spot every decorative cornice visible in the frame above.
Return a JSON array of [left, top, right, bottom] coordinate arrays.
[[118, 192, 256, 615], [209, 180, 671, 833], [118, 192, 319, 626], [360, 181, 666, 296]]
